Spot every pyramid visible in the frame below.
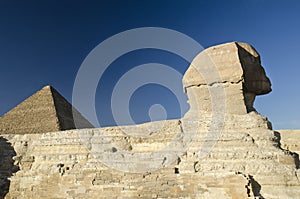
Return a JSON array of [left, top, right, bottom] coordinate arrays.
[[0, 85, 93, 134]]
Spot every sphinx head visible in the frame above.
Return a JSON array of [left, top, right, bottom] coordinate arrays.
[[183, 42, 271, 115]]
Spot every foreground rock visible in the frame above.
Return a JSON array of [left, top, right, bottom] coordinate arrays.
[[0, 42, 299, 198]]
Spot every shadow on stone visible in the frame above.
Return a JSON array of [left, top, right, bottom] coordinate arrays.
[[0, 137, 19, 199], [236, 42, 271, 116], [274, 131, 299, 169], [273, 131, 282, 147], [249, 175, 264, 198]]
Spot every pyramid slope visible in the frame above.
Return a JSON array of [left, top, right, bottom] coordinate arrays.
[[50, 86, 94, 130], [0, 86, 93, 134]]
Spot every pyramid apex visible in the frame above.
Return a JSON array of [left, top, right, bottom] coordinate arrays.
[[41, 85, 53, 90]]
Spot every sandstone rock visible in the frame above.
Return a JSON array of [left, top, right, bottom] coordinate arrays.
[[0, 85, 93, 134]]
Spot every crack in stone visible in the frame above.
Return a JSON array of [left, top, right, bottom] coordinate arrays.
[[236, 172, 264, 198], [177, 119, 187, 150], [184, 78, 244, 91], [295, 171, 300, 184]]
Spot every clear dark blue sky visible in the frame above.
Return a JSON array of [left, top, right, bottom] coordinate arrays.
[[0, 0, 299, 129]]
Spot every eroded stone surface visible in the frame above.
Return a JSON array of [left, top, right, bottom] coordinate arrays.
[[277, 130, 300, 155], [1, 115, 299, 198], [0, 42, 299, 199], [183, 42, 271, 114]]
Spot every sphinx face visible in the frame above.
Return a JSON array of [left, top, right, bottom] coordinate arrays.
[[236, 42, 272, 96]]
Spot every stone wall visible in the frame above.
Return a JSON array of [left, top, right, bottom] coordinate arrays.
[[1, 114, 300, 198]]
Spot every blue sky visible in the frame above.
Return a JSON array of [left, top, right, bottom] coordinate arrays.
[[0, 0, 299, 129]]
